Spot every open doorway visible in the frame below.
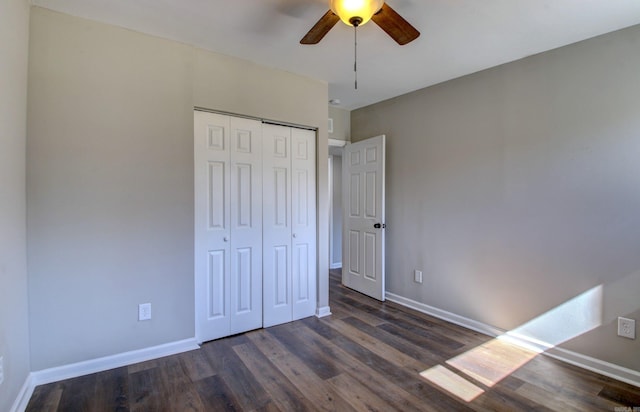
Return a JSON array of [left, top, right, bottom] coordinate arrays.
[[328, 142, 345, 271], [328, 105, 349, 277]]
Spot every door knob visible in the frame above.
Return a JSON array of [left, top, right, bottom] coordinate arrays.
[[374, 223, 386, 229], [292, 233, 297, 238], [223, 237, 229, 242]]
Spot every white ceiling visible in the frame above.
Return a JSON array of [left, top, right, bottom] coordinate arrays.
[[32, 0, 640, 110]]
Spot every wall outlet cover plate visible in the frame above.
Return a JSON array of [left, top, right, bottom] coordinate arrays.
[[617, 317, 635, 339], [139, 303, 152, 321]]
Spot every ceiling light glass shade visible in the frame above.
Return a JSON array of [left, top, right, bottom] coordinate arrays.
[[330, 0, 384, 26]]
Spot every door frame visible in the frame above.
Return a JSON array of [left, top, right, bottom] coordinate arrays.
[[328, 139, 347, 270]]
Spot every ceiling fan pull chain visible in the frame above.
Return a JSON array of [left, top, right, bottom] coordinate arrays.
[[354, 24, 358, 90]]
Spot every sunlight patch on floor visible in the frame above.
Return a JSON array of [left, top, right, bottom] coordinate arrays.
[[420, 365, 485, 402], [420, 285, 604, 402], [420, 338, 538, 402], [446, 337, 539, 387]]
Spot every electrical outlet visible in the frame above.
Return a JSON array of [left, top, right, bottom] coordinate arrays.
[[414, 270, 423, 284], [0, 356, 4, 385], [617, 317, 635, 339], [139, 303, 152, 321]]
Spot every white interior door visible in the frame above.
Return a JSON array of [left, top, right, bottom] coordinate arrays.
[[194, 111, 262, 342], [342, 135, 386, 301]]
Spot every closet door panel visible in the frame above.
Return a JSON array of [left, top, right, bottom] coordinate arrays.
[[262, 124, 293, 327], [229, 117, 263, 334], [195, 112, 231, 342], [291, 128, 317, 321]]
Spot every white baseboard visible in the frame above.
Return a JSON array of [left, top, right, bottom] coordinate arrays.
[[545, 346, 640, 388], [10, 373, 35, 412], [316, 306, 332, 318], [386, 292, 504, 337], [329, 263, 342, 270], [385, 292, 640, 388], [31, 338, 199, 387]]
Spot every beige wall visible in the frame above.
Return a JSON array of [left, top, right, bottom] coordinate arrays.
[[27, 7, 328, 371], [0, 0, 31, 409], [329, 106, 351, 142], [352, 24, 640, 371]]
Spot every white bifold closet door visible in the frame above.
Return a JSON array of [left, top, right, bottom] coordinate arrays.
[[195, 111, 263, 343], [263, 124, 317, 327]]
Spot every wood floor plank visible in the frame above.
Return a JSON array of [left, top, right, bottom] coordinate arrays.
[[323, 317, 427, 373], [515, 382, 588, 412], [340, 315, 442, 366], [93, 367, 129, 412], [473, 383, 556, 412], [246, 329, 358, 412], [201, 337, 272, 410], [157, 355, 206, 411], [379, 319, 465, 353], [322, 298, 351, 320], [332, 291, 473, 354], [254, 401, 284, 412], [599, 382, 640, 406], [128, 367, 164, 412], [511, 355, 605, 396], [496, 374, 527, 392], [333, 271, 488, 347], [294, 321, 440, 412], [327, 373, 398, 412], [127, 357, 162, 374], [194, 374, 244, 412], [178, 348, 216, 382], [383, 300, 492, 347], [267, 322, 343, 380], [233, 340, 320, 412], [329, 298, 387, 326], [485, 348, 629, 411], [55, 373, 97, 411], [25, 382, 63, 412]]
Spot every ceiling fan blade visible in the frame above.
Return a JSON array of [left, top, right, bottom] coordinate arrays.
[[300, 10, 340, 44], [371, 3, 420, 45]]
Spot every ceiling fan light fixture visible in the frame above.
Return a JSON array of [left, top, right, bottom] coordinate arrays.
[[330, 0, 384, 27]]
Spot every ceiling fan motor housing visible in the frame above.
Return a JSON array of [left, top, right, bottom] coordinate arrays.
[[349, 16, 363, 27]]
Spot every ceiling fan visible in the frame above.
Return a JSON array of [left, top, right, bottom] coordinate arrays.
[[300, 0, 420, 45]]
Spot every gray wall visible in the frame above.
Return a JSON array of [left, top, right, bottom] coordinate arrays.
[[352, 25, 640, 371], [0, 0, 31, 410], [27, 7, 329, 371]]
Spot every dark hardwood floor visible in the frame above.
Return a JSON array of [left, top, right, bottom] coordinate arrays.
[[27, 269, 640, 411]]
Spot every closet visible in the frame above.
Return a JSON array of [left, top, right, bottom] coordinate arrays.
[[194, 111, 316, 343]]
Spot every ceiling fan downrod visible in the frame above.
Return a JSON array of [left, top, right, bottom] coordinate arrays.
[[351, 17, 362, 90]]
